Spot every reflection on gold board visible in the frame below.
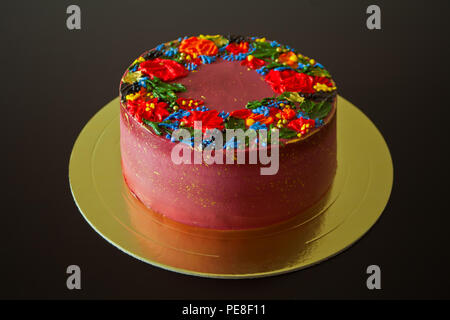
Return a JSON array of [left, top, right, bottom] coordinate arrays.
[[69, 96, 393, 278]]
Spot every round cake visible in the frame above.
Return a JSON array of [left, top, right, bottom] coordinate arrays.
[[119, 34, 337, 230]]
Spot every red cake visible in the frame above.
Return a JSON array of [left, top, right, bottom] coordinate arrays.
[[119, 34, 337, 229]]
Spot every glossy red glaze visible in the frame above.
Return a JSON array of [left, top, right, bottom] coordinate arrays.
[[176, 59, 275, 113], [120, 56, 337, 229]]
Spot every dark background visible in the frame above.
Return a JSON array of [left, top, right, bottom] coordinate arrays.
[[1, 0, 449, 299]]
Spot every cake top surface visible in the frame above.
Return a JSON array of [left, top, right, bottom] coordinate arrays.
[[120, 34, 337, 147]]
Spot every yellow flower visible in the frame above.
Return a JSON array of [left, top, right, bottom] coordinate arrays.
[[126, 92, 141, 101], [198, 34, 228, 47], [313, 83, 336, 92], [123, 71, 143, 84], [246, 118, 255, 126], [131, 56, 145, 66], [285, 92, 305, 103]]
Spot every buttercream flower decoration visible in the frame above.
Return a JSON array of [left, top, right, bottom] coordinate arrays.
[[123, 70, 143, 84], [229, 109, 274, 127], [198, 34, 229, 47], [225, 42, 249, 54], [241, 55, 265, 69], [120, 34, 337, 144], [181, 110, 225, 132], [229, 109, 252, 119], [272, 107, 296, 121], [277, 51, 299, 68], [287, 117, 316, 136], [245, 113, 274, 127], [176, 97, 205, 110], [179, 36, 219, 57], [126, 97, 170, 123], [265, 69, 333, 94], [138, 58, 188, 81]]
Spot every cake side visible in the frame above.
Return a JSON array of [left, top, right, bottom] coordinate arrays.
[[119, 34, 338, 229], [120, 99, 337, 229]]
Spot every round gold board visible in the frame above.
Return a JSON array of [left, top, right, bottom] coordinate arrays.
[[69, 96, 393, 279]]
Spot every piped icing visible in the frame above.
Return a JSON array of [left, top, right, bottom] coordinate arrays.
[[119, 34, 337, 146]]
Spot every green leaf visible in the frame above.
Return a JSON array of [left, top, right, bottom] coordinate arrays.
[[142, 119, 162, 135], [277, 92, 304, 103], [278, 127, 298, 139], [225, 117, 246, 130], [245, 100, 263, 110], [308, 68, 331, 78], [145, 77, 186, 103], [245, 97, 275, 109], [299, 100, 332, 120], [250, 41, 279, 59]]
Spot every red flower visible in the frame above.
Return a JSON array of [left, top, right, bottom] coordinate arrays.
[[247, 113, 274, 125], [281, 107, 296, 120], [241, 56, 265, 69], [176, 97, 204, 109], [228, 109, 274, 126], [182, 110, 224, 132], [179, 37, 218, 56], [190, 57, 203, 65], [225, 42, 249, 54], [229, 109, 252, 119], [126, 98, 170, 123], [265, 70, 332, 94], [277, 51, 298, 68], [287, 117, 316, 135], [138, 58, 188, 81]]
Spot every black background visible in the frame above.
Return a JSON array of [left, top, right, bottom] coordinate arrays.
[[1, 0, 449, 299]]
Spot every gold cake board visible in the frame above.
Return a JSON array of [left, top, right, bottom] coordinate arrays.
[[69, 96, 393, 279]]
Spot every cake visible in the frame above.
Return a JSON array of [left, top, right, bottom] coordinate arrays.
[[119, 34, 337, 230]]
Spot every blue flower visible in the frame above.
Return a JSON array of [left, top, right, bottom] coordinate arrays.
[[249, 122, 267, 130], [185, 63, 198, 71], [266, 100, 288, 109], [256, 66, 268, 75], [164, 47, 178, 57], [137, 76, 149, 88], [195, 106, 209, 112], [314, 118, 324, 126], [155, 44, 164, 51], [218, 111, 229, 120], [159, 121, 180, 130], [164, 110, 190, 121], [297, 111, 310, 119], [273, 66, 292, 71], [222, 53, 247, 61], [270, 41, 281, 47], [252, 106, 270, 117], [199, 55, 216, 64], [315, 62, 324, 69]]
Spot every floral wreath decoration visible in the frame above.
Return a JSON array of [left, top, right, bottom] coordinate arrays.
[[119, 34, 337, 148]]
